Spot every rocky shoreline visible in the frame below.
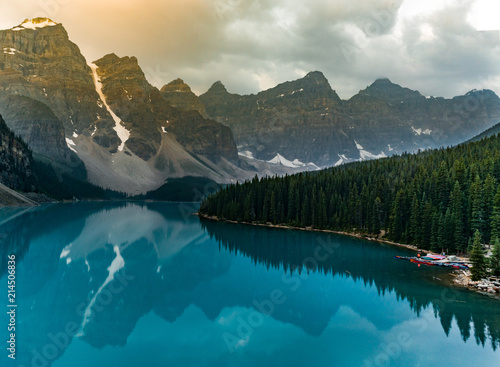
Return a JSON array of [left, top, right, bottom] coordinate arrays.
[[453, 271, 500, 297], [197, 213, 500, 300]]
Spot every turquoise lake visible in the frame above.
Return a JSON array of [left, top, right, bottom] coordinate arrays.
[[1, 202, 499, 366]]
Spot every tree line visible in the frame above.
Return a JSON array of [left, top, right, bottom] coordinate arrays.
[[200, 134, 500, 261]]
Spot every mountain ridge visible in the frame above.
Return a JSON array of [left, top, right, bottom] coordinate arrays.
[[199, 72, 500, 166]]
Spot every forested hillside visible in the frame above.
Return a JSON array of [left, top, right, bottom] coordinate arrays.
[[200, 134, 500, 254]]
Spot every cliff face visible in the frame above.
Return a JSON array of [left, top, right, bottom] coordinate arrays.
[[0, 94, 80, 166], [92, 53, 238, 164], [200, 71, 358, 165], [344, 80, 500, 155], [160, 78, 208, 117], [200, 74, 500, 166], [0, 114, 34, 191], [0, 18, 119, 152]]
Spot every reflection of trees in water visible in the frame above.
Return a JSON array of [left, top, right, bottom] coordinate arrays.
[[201, 219, 500, 350]]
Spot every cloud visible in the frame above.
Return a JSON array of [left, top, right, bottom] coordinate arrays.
[[0, 0, 499, 98]]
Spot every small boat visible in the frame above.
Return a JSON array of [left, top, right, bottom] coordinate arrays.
[[395, 255, 469, 269]]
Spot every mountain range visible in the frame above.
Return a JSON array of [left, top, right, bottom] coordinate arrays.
[[0, 17, 499, 198], [199, 73, 500, 167]]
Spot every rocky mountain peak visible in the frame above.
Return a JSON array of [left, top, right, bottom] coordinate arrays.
[[160, 78, 207, 116], [161, 78, 192, 93], [372, 77, 392, 85], [11, 18, 59, 31], [95, 53, 121, 64], [283, 71, 337, 99], [93, 54, 146, 89], [0, 19, 116, 146], [465, 89, 498, 99], [304, 71, 329, 84], [362, 78, 423, 102], [207, 81, 228, 94], [259, 70, 340, 106], [94, 54, 140, 71]]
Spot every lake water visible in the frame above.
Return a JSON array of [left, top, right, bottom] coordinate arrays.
[[1, 202, 499, 367]]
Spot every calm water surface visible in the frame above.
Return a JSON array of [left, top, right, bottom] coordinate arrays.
[[0, 202, 499, 367]]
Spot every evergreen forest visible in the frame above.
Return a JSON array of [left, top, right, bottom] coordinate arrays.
[[200, 134, 500, 254]]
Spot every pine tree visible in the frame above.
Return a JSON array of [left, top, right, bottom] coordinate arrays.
[[437, 161, 449, 211], [437, 212, 445, 252], [450, 181, 466, 253], [490, 185, 500, 241], [470, 230, 487, 281], [470, 175, 484, 238], [482, 174, 497, 243], [270, 190, 277, 223], [301, 194, 310, 225], [430, 211, 440, 252], [490, 237, 500, 277], [421, 199, 434, 250], [287, 181, 296, 223], [390, 189, 405, 242], [443, 208, 454, 252], [372, 197, 383, 235], [409, 194, 421, 245]]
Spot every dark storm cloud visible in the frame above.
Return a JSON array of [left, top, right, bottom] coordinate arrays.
[[0, 0, 498, 98]]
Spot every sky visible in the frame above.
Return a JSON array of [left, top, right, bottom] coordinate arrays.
[[0, 0, 499, 99]]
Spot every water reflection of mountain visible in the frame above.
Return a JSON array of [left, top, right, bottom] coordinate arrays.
[[2, 203, 499, 367], [0, 202, 232, 366], [200, 219, 500, 350]]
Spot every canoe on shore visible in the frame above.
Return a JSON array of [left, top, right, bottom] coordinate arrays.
[[395, 255, 470, 270]]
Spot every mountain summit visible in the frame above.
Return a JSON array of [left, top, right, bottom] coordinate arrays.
[[11, 18, 59, 31], [362, 78, 424, 102], [160, 78, 208, 116]]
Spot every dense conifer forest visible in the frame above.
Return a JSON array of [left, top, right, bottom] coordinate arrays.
[[200, 134, 500, 254]]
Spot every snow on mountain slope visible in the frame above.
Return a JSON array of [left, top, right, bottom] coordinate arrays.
[[268, 153, 300, 168], [334, 154, 350, 167], [411, 126, 432, 136], [354, 140, 387, 160], [265, 153, 319, 170], [11, 18, 58, 31], [89, 63, 130, 151]]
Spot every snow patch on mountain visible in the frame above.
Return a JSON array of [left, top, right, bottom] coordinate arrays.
[[89, 63, 130, 151], [359, 150, 386, 160], [65, 138, 77, 153], [267, 153, 320, 170], [334, 154, 350, 167], [238, 150, 255, 159], [268, 153, 298, 168], [2, 47, 16, 55], [354, 140, 386, 161], [292, 159, 305, 166], [411, 126, 432, 136], [12, 18, 58, 31]]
